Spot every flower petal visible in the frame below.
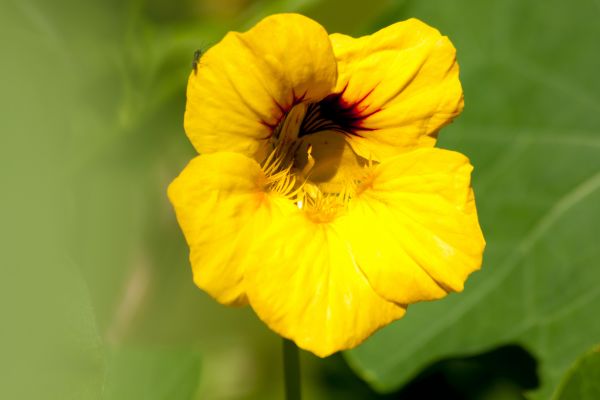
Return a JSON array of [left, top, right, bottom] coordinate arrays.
[[339, 148, 484, 305], [244, 214, 406, 357], [185, 13, 337, 161], [167, 152, 297, 305], [330, 19, 464, 160]]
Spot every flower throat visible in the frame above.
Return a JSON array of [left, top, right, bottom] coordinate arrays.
[[262, 92, 375, 221]]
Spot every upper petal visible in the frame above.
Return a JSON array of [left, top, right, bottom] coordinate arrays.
[[185, 14, 337, 161], [329, 18, 464, 160], [244, 214, 405, 357], [338, 148, 485, 305], [167, 152, 297, 305]]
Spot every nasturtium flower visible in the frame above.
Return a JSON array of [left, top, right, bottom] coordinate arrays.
[[169, 13, 485, 357]]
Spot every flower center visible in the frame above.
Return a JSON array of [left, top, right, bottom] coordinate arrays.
[[297, 87, 380, 138], [263, 94, 374, 222]]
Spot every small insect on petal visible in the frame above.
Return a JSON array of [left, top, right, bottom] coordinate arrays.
[[192, 49, 202, 75]]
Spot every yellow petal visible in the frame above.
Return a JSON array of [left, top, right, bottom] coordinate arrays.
[[244, 214, 405, 357], [330, 19, 464, 160], [185, 14, 337, 161], [339, 148, 484, 305], [167, 152, 296, 305]]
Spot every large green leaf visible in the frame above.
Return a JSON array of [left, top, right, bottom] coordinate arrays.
[[554, 346, 600, 400], [346, 0, 600, 398]]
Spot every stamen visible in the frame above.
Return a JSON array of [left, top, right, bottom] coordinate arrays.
[[355, 163, 378, 196], [301, 188, 352, 223], [261, 146, 304, 200], [299, 144, 315, 180]]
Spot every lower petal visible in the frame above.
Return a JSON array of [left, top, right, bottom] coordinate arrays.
[[244, 214, 405, 357]]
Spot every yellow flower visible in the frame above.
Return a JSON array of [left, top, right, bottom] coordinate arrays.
[[168, 14, 485, 357]]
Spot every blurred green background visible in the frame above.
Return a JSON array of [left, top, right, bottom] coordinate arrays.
[[1, 0, 599, 399]]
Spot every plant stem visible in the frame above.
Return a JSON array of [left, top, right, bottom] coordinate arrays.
[[283, 338, 301, 400]]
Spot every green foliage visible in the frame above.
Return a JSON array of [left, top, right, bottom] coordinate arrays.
[[346, 0, 600, 398], [555, 347, 600, 400], [2, 0, 599, 398]]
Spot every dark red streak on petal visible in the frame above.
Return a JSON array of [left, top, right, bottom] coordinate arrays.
[[260, 89, 308, 139], [260, 83, 382, 140], [299, 83, 382, 138], [291, 88, 308, 105]]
